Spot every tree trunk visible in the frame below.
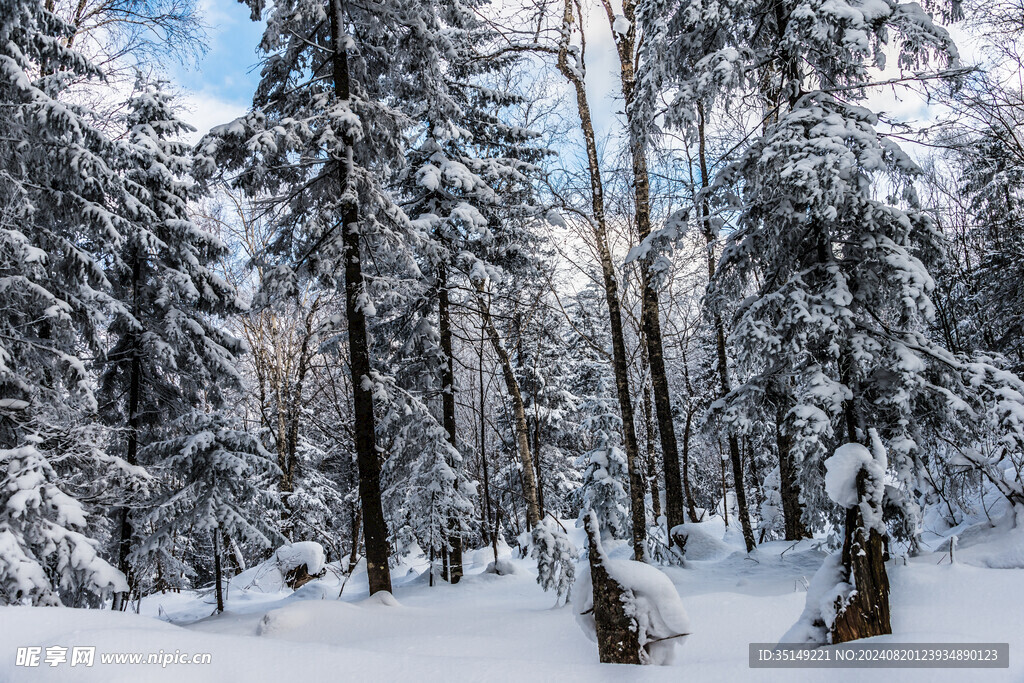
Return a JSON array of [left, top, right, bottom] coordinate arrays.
[[831, 358, 891, 643], [775, 405, 807, 540], [213, 528, 225, 614], [557, 0, 646, 559], [698, 105, 756, 553], [583, 512, 643, 665], [681, 407, 699, 522], [478, 335, 494, 546], [831, 469, 892, 643], [438, 266, 463, 584], [720, 455, 729, 527], [329, 0, 391, 596], [475, 288, 541, 528], [533, 401, 546, 517], [640, 353, 662, 520], [601, 0, 686, 544], [114, 252, 144, 611], [348, 507, 362, 569]]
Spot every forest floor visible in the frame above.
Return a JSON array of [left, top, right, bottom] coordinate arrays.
[[1, 513, 1021, 682]]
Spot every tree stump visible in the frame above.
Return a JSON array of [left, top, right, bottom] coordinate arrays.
[[830, 468, 891, 644], [584, 513, 643, 665], [285, 563, 319, 590]]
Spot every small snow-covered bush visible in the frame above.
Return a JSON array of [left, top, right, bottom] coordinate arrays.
[[531, 518, 578, 604]]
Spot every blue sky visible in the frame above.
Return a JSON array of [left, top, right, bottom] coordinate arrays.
[[171, 0, 265, 141], [170, 0, 627, 144]]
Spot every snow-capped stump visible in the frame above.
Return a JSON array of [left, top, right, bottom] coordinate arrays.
[[234, 542, 328, 594], [574, 512, 690, 665], [275, 542, 327, 589], [785, 432, 891, 645]]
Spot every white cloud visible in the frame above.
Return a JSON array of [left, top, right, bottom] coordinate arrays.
[[179, 91, 249, 144]]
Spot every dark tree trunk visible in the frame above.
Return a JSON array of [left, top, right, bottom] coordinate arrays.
[[213, 528, 224, 614], [775, 405, 807, 540], [348, 506, 361, 569], [641, 288, 685, 536], [478, 336, 494, 547], [438, 266, 463, 584], [640, 359, 662, 520], [681, 407, 699, 523], [831, 469, 892, 644], [720, 454, 729, 528], [533, 404, 546, 517], [113, 253, 144, 611], [698, 106, 756, 553], [557, 0, 646, 559], [583, 513, 642, 665], [329, 0, 391, 596]]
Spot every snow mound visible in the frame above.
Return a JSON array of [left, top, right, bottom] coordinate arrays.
[[256, 600, 356, 637], [484, 558, 521, 575], [275, 542, 326, 574], [289, 578, 341, 601], [671, 523, 734, 561], [573, 558, 690, 665], [463, 538, 512, 568], [954, 505, 1024, 569], [780, 553, 847, 645], [825, 443, 882, 508], [359, 591, 400, 607]]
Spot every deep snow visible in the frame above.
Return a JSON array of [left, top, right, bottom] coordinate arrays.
[[1, 515, 1021, 682]]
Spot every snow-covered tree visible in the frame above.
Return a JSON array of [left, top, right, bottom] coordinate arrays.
[[381, 320, 477, 581], [644, 0, 964, 533], [130, 411, 279, 595], [100, 79, 247, 600], [194, 0, 549, 595], [0, 441, 127, 606], [0, 0, 157, 604]]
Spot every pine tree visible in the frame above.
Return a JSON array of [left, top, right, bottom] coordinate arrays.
[[130, 411, 278, 604], [101, 79, 247, 604], [0, 0, 151, 605], [0, 440, 128, 606]]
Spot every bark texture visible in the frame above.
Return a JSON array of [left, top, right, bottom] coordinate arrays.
[[775, 405, 807, 540], [831, 469, 892, 644], [584, 513, 642, 665]]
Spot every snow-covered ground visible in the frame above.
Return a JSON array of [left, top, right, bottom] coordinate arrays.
[[1, 517, 1021, 682]]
